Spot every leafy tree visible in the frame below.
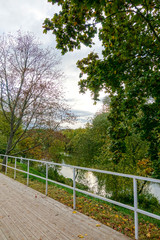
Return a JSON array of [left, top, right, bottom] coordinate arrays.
[[18, 129, 67, 161], [64, 128, 86, 154], [48, 138, 65, 160], [0, 31, 74, 170], [64, 113, 110, 165], [17, 129, 44, 160], [43, 0, 160, 177], [43, 130, 66, 160]]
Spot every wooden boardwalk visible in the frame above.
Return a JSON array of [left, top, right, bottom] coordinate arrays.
[[0, 174, 130, 240]]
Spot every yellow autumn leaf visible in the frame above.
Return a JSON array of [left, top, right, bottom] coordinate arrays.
[[115, 215, 119, 218], [146, 232, 151, 238], [114, 70, 116, 74], [78, 234, 84, 238], [96, 224, 101, 227], [72, 211, 77, 214]]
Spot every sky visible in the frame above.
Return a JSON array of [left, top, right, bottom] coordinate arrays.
[[0, 0, 105, 128]]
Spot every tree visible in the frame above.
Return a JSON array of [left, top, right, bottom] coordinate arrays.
[[43, 0, 160, 177], [64, 113, 110, 166], [0, 31, 74, 170]]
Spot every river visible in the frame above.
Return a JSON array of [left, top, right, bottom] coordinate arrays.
[[58, 163, 160, 203]]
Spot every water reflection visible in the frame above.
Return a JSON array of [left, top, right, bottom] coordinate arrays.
[[149, 183, 160, 202], [59, 163, 160, 202], [59, 165, 106, 196]]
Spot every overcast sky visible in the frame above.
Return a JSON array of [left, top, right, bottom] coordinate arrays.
[[0, 0, 105, 128]]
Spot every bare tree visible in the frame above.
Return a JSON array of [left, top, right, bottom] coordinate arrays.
[[0, 31, 74, 170]]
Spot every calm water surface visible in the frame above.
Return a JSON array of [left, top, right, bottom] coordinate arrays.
[[59, 163, 160, 202]]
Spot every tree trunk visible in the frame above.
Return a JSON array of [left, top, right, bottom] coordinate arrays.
[[1, 138, 12, 172], [2, 156, 7, 172], [138, 181, 147, 195]]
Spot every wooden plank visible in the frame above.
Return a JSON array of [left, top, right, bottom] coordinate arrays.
[[0, 228, 8, 240], [0, 208, 27, 240], [1, 203, 44, 240]]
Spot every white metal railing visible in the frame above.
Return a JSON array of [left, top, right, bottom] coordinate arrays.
[[0, 154, 160, 239]]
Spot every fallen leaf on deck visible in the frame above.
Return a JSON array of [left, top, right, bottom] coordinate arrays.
[[78, 234, 84, 238], [96, 224, 101, 227]]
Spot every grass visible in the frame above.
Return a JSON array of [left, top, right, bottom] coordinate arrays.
[[0, 159, 160, 240]]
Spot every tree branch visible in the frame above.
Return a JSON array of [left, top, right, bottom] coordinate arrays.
[[133, 3, 160, 42]]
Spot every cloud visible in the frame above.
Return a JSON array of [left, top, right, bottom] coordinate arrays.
[[71, 109, 93, 117]]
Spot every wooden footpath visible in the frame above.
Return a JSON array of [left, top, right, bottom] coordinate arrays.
[[0, 173, 130, 240]]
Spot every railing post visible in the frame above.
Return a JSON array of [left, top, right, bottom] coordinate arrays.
[[46, 163, 48, 196], [5, 156, 8, 175], [133, 178, 138, 240], [14, 158, 17, 179], [73, 167, 76, 210], [27, 160, 29, 186]]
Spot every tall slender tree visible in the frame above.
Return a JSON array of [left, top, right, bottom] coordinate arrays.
[[0, 31, 74, 170]]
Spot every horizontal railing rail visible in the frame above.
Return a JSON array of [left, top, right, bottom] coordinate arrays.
[[0, 154, 160, 239]]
